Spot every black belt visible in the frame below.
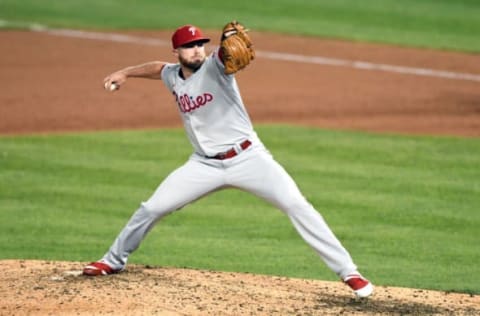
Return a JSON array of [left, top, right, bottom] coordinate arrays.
[[210, 140, 252, 160]]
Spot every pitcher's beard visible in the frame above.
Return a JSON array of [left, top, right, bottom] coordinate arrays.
[[179, 56, 204, 72]]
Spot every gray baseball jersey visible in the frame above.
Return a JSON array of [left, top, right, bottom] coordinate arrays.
[[161, 49, 259, 157]]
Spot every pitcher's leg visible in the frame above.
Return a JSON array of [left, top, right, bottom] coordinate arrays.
[[102, 158, 225, 270], [229, 150, 357, 278], [101, 204, 163, 270], [286, 202, 357, 278]]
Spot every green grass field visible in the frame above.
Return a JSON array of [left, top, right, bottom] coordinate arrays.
[[1, 127, 479, 294], [1, 0, 480, 295], [1, 0, 479, 52]]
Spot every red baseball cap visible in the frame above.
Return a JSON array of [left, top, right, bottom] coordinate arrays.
[[171, 25, 210, 49]]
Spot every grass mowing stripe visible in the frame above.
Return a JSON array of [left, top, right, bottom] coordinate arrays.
[[0, 126, 479, 293]]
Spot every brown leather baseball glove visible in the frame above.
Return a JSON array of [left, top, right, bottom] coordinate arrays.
[[220, 21, 255, 74]]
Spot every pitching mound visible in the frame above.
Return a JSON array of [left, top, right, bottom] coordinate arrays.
[[1, 260, 478, 315]]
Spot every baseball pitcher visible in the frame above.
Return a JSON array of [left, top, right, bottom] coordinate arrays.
[[83, 21, 373, 298]]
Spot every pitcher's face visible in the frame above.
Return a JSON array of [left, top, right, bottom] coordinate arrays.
[[176, 41, 207, 71]]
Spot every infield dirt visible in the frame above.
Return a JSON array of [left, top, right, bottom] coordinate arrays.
[[0, 30, 479, 315], [1, 30, 480, 136]]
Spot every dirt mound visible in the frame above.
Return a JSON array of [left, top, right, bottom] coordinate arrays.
[[1, 260, 478, 315]]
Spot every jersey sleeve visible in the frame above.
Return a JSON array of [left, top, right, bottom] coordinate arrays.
[[212, 47, 227, 73], [160, 63, 178, 92]]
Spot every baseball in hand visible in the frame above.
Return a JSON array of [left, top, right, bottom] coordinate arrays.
[[104, 82, 119, 91]]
